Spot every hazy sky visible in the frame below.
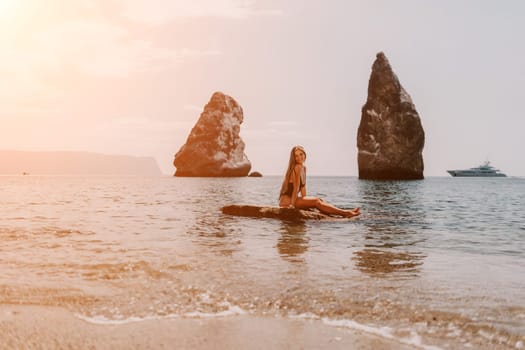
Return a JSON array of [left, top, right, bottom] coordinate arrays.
[[2, 0, 524, 176]]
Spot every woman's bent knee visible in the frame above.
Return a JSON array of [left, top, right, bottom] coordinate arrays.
[[279, 195, 291, 207]]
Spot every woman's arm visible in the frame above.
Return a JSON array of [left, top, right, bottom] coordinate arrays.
[[290, 164, 302, 207], [300, 166, 306, 197]]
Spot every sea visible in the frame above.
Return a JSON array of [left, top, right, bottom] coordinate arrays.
[[1, 175, 524, 349]]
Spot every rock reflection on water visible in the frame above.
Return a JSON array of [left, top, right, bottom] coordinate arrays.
[[354, 248, 424, 275], [276, 221, 308, 262], [355, 180, 427, 277]]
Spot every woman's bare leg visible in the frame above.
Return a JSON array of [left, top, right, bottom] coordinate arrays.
[[295, 197, 359, 217]]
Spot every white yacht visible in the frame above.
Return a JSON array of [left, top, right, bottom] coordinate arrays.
[[447, 161, 507, 177]]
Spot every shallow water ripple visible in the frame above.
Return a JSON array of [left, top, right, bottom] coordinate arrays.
[[0, 175, 524, 349]]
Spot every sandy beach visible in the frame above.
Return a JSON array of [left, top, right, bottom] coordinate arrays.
[[0, 305, 420, 350]]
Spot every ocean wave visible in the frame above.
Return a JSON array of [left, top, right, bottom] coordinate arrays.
[[289, 312, 441, 350], [322, 317, 442, 350], [75, 313, 175, 325], [75, 301, 247, 325], [183, 301, 246, 318]]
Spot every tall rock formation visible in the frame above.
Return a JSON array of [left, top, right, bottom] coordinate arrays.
[[173, 92, 252, 177], [357, 52, 425, 180]]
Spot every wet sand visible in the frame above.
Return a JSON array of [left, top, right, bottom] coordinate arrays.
[[0, 305, 418, 350]]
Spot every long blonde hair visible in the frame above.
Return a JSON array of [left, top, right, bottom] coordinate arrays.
[[279, 145, 306, 198]]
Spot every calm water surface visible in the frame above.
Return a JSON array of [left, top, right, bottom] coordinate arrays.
[[1, 176, 524, 349]]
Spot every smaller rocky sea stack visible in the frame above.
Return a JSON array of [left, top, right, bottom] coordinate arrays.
[[357, 52, 425, 180], [173, 92, 251, 177]]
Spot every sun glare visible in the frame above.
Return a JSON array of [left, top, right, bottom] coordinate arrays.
[[0, 0, 16, 18]]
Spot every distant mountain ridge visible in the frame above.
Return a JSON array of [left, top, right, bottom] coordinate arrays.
[[0, 150, 162, 175]]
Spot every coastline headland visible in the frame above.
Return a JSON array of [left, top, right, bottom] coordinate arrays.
[[0, 150, 162, 176]]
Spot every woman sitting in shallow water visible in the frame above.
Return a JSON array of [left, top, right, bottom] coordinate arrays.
[[278, 145, 360, 218]]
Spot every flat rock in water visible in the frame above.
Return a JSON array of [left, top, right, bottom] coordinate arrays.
[[221, 205, 353, 221]]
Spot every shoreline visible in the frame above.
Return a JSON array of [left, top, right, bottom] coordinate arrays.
[[0, 304, 420, 350]]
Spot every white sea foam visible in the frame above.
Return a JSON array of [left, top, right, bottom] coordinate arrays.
[[198, 292, 212, 304], [184, 302, 246, 318], [288, 312, 319, 320], [75, 313, 177, 325], [75, 302, 246, 325], [478, 329, 494, 340], [321, 317, 442, 350], [289, 313, 440, 349]]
